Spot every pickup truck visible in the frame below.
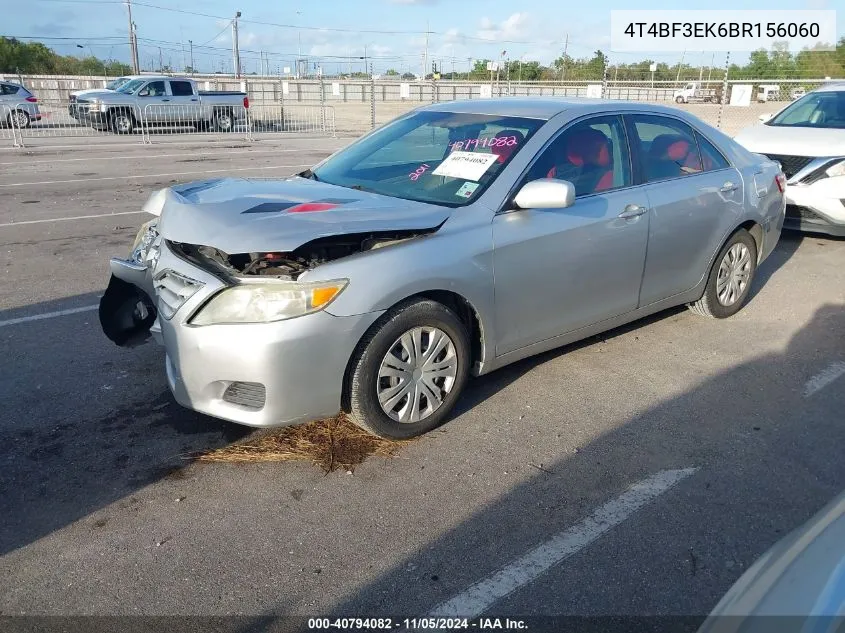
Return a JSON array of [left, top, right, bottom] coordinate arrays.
[[673, 82, 722, 104], [80, 76, 248, 134]]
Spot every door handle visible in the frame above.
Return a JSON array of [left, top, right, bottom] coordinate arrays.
[[190, 98, 199, 101], [720, 181, 737, 192], [618, 204, 648, 219], [161, 98, 171, 102]]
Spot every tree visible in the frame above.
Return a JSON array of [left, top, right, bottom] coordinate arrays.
[[400, 72, 416, 80], [0, 36, 131, 75], [385, 68, 399, 76]]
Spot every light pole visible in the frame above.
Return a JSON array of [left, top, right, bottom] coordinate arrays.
[[232, 11, 242, 78], [76, 43, 106, 82]]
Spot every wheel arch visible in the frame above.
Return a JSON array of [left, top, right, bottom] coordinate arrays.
[[737, 220, 764, 263], [339, 289, 488, 413]]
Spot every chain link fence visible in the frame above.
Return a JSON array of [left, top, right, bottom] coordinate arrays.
[[3, 73, 837, 148]]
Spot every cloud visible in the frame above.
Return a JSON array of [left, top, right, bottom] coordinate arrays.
[[476, 12, 529, 41], [386, 0, 437, 4]]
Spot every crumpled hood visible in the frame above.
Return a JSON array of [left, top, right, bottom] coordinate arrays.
[[151, 177, 451, 254], [734, 124, 845, 158]]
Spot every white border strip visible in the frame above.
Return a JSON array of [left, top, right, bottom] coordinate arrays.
[[429, 468, 698, 618], [0, 304, 98, 328]]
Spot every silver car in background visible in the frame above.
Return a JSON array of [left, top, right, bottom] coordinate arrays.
[[100, 98, 786, 439], [0, 81, 42, 128]]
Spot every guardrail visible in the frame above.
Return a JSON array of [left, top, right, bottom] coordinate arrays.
[[3, 99, 338, 147], [246, 104, 336, 138]]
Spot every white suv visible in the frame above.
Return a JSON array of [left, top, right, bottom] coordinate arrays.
[[735, 84, 845, 237]]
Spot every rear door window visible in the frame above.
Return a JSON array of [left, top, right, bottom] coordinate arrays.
[[629, 115, 704, 182], [169, 81, 194, 96]]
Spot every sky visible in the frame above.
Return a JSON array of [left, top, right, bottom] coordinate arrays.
[[3, 0, 844, 75]]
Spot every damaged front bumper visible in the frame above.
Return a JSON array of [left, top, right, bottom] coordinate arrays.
[[100, 227, 384, 428], [99, 220, 161, 347]]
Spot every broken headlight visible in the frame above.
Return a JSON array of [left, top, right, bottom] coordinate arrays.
[[131, 219, 160, 268], [189, 279, 347, 325]]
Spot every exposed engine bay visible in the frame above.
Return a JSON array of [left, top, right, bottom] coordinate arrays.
[[168, 228, 437, 280]]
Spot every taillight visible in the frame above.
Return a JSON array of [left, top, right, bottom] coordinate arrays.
[[243, 96, 249, 109], [25, 96, 38, 103], [775, 173, 786, 193]]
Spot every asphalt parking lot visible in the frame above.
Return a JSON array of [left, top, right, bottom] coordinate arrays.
[[0, 136, 844, 626]]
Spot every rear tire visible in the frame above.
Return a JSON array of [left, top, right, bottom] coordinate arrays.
[[8, 110, 31, 129], [212, 109, 234, 132], [689, 229, 757, 319], [345, 299, 470, 439]]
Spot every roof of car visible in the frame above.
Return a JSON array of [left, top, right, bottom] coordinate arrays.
[[421, 97, 702, 119], [813, 82, 845, 93]]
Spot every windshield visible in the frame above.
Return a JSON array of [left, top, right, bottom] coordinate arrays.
[[107, 77, 132, 91], [117, 79, 146, 94], [311, 111, 545, 207], [768, 90, 845, 129]]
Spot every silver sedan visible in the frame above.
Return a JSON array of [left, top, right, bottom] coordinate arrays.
[[100, 98, 786, 438]]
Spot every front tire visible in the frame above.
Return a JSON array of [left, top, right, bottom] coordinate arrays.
[[110, 111, 135, 134], [689, 229, 757, 319], [345, 299, 470, 439], [675, 96, 685, 104]]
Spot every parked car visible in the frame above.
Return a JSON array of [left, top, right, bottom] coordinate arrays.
[[790, 87, 807, 100], [81, 76, 248, 134], [673, 82, 722, 104], [757, 84, 781, 103], [68, 74, 144, 121], [0, 81, 41, 128], [698, 489, 845, 632], [735, 83, 845, 236], [99, 98, 785, 438]]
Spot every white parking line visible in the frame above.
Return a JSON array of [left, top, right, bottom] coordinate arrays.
[[0, 304, 98, 328], [429, 468, 698, 618], [0, 211, 147, 227], [804, 361, 845, 398], [0, 163, 312, 188], [0, 147, 342, 167]]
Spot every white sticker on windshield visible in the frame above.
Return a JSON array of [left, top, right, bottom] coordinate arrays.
[[455, 182, 480, 198], [432, 151, 499, 182]]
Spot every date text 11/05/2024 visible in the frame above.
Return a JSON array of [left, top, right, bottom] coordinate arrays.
[[622, 21, 821, 39], [307, 617, 528, 630]]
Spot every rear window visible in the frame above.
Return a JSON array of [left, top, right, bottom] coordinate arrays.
[[0, 84, 21, 96]]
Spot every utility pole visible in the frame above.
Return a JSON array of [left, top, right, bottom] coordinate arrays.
[[232, 11, 242, 78], [125, 0, 140, 73], [364, 44, 368, 77], [188, 40, 194, 74], [560, 33, 569, 83], [158, 47, 163, 72], [423, 21, 429, 80], [675, 50, 685, 85]]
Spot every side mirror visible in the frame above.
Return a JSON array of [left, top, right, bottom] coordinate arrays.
[[758, 113, 773, 123], [513, 179, 576, 210]]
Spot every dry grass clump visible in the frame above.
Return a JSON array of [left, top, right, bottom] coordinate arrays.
[[194, 414, 410, 473]]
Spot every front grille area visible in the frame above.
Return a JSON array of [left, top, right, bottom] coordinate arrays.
[[786, 205, 827, 224], [153, 269, 204, 319], [764, 154, 813, 179], [222, 382, 266, 409]]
